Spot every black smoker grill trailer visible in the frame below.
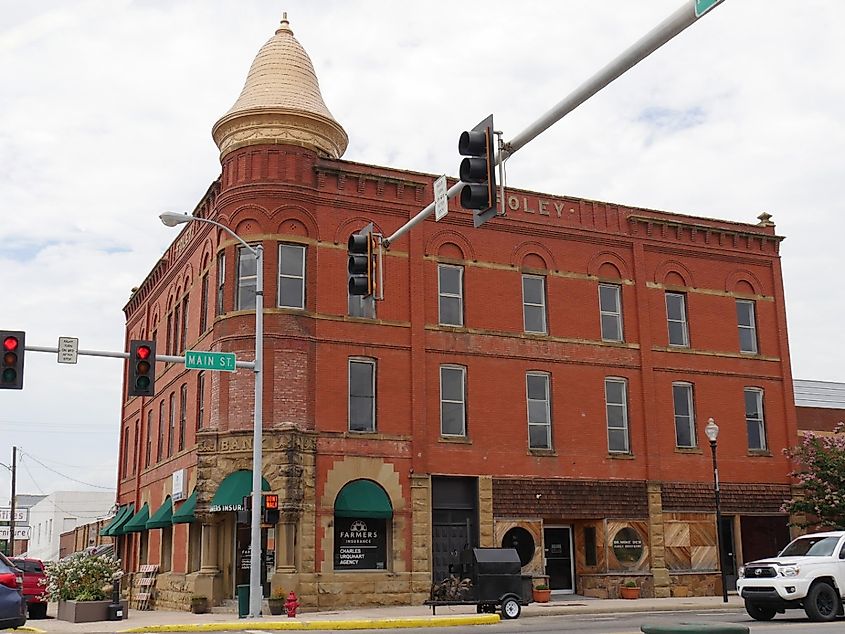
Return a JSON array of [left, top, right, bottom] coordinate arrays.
[[425, 548, 533, 619]]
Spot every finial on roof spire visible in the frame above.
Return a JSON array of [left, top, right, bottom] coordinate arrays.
[[276, 12, 292, 34]]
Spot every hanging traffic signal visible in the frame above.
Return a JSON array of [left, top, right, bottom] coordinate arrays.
[[458, 114, 498, 228], [0, 331, 25, 390], [348, 223, 376, 297], [128, 340, 156, 398]]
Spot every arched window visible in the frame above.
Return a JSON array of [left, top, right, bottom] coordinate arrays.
[[333, 479, 392, 571]]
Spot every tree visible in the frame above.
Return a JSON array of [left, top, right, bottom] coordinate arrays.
[[783, 422, 845, 529]]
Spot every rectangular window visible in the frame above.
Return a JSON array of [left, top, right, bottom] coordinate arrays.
[[438, 264, 464, 326], [180, 295, 189, 353], [196, 372, 205, 432], [440, 365, 466, 437], [744, 388, 767, 451], [599, 283, 623, 342], [133, 420, 139, 476], [236, 246, 257, 310], [179, 384, 187, 452], [157, 401, 165, 462], [172, 304, 180, 355], [585, 526, 597, 566], [200, 274, 209, 333], [145, 411, 152, 468], [168, 392, 176, 457], [122, 427, 130, 478], [187, 522, 202, 573], [161, 525, 173, 572], [672, 382, 696, 448], [665, 292, 689, 347], [522, 275, 547, 334], [278, 244, 306, 309], [526, 372, 551, 449], [349, 359, 376, 432], [604, 377, 630, 453], [736, 299, 758, 354], [215, 252, 225, 316], [165, 312, 173, 356]]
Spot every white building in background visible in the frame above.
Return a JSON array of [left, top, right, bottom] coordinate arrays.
[[22, 492, 114, 562]]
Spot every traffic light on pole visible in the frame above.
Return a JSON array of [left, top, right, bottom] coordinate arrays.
[[263, 493, 280, 524], [128, 340, 156, 398], [458, 114, 498, 228], [0, 331, 25, 390], [348, 223, 376, 297]]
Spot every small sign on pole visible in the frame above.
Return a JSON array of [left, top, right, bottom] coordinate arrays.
[[434, 175, 448, 221], [185, 350, 237, 372], [694, 0, 724, 17], [57, 337, 79, 364]]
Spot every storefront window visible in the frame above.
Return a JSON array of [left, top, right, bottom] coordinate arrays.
[[333, 479, 392, 571]]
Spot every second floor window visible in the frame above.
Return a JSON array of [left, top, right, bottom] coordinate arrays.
[[349, 359, 376, 432], [180, 295, 189, 353], [196, 372, 205, 431], [736, 299, 758, 354], [236, 246, 257, 310], [278, 244, 306, 309], [599, 284, 623, 342], [522, 275, 547, 334], [215, 252, 225, 316], [440, 365, 466, 437], [168, 392, 176, 457], [745, 388, 767, 451], [179, 384, 187, 452], [526, 372, 551, 450], [672, 382, 696, 448], [666, 292, 689, 347], [605, 377, 630, 453], [145, 411, 152, 468], [438, 264, 464, 326], [157, 400, 165, 462], [200, 273, 209, 333]]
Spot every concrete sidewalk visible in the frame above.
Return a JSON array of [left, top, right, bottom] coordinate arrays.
[[16, 595, 745, 633]]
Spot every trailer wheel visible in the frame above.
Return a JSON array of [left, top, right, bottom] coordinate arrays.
[[501, 597, 521, 619]]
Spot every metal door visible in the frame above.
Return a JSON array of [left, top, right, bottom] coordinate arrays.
[[543, 526, 574, 592]]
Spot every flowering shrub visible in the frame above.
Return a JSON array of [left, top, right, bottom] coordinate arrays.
[[782, 422, 845, 529], [44, 553, 122, 602]]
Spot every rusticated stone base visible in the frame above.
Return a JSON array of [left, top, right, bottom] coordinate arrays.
[[668, 572, 722, 597], [580, 574, 654, 599]]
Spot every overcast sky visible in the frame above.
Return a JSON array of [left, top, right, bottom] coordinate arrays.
[[2, 0, 843, 502]]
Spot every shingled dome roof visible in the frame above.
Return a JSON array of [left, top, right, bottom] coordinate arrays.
[[212, 14, 348, 160]]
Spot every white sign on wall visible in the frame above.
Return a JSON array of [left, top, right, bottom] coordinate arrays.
[[0, 526, 31, 540], [0, 508, 28, 523], [172, 469, 186, 502]]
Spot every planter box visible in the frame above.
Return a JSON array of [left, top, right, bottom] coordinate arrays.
[[57, 599, 129, 623], [532, 588, 551, 603], [620, 586, 640, 600]]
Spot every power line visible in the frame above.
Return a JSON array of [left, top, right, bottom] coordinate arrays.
[[18, 450, 115, 491]]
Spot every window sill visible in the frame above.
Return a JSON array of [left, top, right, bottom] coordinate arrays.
[[439, 436, 471, 445], [747, 449, 772, 457], [528, 449, 557, 457], [607, 452, 635, 460], [675, 447, 703, 454]]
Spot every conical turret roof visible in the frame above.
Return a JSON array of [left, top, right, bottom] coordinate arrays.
[[212, 15, 348, 160]]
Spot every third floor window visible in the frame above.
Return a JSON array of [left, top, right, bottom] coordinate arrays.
[[599, 283, 623, 342], [522, 275, 547, 334], [438, 264, 464, 326], [665, 292, 689, 347], [236, 246, 257, 310], [736, 299, 758, 354], [279, 244, 306, 309]]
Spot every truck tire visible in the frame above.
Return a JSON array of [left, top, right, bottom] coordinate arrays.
[[501, 597, 521, 619], [804, 581, 840, 622], [744, 599, 776, 621]]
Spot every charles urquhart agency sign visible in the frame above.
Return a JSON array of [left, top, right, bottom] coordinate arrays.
[[334, 517, 387, 570]]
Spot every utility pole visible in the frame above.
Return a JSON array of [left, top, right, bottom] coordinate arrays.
[[9, 447, 16, 556]]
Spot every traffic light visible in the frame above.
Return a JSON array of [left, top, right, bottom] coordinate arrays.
[[263, 493, 280, 524], [128, 340, 156, 398], [458, 114, 498, 228], [0, 331, 25, 390], [348, 223, 376, 297]]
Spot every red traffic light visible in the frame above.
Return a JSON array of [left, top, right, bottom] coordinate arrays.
[[136, 345, 152, 360], [0, 330, 25, 390], [3, 336, 18, 352]]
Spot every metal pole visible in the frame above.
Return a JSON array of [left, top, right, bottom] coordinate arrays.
[[9, 447, 16, 556], [248, 244, 264, 618], [384, 0, 726, 247], [710, 439, 728, 602]]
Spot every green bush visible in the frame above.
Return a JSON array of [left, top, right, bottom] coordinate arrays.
[[44, 553, 122, 602]]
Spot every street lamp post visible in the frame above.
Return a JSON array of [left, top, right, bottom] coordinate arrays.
[[704, 417, 728, 603], [160, 212, 264, 618]]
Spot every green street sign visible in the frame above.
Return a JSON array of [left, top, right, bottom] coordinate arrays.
[[185, 350, 237, 372], [694, 0, 723, 17]]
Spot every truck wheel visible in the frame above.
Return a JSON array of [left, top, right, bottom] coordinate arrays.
[[804, 581, 840, 622], [744, 599, 775, 621], [501, 597, 521, 619]]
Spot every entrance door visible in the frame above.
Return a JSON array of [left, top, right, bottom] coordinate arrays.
[[235, 524, 270, 597], [719, 516, 737, 591], [543, 526, 574, 592], [431, 477, 478, 582]]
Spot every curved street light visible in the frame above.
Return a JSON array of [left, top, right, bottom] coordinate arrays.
[[160, 212, 265, 618]]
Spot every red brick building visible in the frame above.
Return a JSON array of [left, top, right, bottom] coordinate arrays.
[[109, 17, 799, 609]]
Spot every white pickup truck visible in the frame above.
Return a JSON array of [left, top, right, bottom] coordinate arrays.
[[737, 530, 845, 622]]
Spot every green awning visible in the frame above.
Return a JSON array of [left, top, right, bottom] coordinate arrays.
[[109, 504, 135, 536], [146, 496, 173, 529], [334, 479, 393, 519], [121, 502, 150, 533], [172, 489, 197, 524], [99, 505, 130, 537], [210, 470, 270, 512]]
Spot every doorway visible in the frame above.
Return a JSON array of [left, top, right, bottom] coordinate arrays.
[[543, 526, 574, 593], [235, 524, 271, 597]]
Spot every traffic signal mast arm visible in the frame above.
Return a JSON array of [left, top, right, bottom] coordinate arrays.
[[383, 0, 726, 247], [23, 343, 256, 368]]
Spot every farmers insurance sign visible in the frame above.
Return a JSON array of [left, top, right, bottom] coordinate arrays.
[[334, 518, 386, 570]]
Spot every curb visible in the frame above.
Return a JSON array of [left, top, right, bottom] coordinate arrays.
[[120, 614, 501, 632], [524, 601, 743, 618]]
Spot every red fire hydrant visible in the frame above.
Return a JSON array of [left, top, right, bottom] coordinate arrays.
[[284, 590, 299, 618]]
